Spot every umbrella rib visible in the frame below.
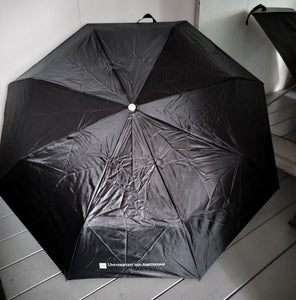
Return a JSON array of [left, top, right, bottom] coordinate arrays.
[[63, 135, 77, 171], [138, 110, 241, 156], [134, 24, 177, 105], [26, 159, 67, 175], [114, 226, 169, 275], [68, 57, 124, 100], [88, 225, 124, 263], [132, 26, 172, 101], [133, 115, 200, 273], [170, 255, 198, 278], [134, 118, 182, 221], [135, 226, 169, 264], [229, 160, 241, 208], [180, 223, 200, 276], [67, 227, 84, 278], [25, 107, 122, 117], [15, 78, 127, 118], [124, 217, 128, 265], [131, 117, 135, 194], [85, 116, 130, 217], [135, 220, 200, 278], [94, 32, 131, 103], [69, 58, 111, 90]]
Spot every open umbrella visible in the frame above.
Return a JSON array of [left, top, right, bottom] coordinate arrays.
[[0, 16, 278, 279]]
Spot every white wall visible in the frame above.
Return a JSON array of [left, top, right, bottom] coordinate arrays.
[[0, 0, 196, 135], [199, 0, 296, 94]]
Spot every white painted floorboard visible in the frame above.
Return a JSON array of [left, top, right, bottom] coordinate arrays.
[[0, 251, 61, 299], [0, 231, 42, 271], [13, 275, 115, 300], [230, 244, 296, 300], [85, 278, 181, 300], [0, 200, 12, 219], [0, 215, 26, 244], [0, 171, 295, 300]]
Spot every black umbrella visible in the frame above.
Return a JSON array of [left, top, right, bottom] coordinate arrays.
[[246, 4, 296, 77], [247, 4, 296, 233], [0, 16, 278, 279]]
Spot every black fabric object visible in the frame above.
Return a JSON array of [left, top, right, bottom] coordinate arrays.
[[0, 20, 278, 279], [248, 5, 296, 77]]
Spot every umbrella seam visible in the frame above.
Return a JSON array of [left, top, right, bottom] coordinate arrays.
[[94, 31, 131, 103], [13, 111, 128, 176], [67, 116, 130, 276], [135, 227, 169, 263], [138, 77, 259, 106], [133, 114, 183, 220], [14, 78, 128, 107], [132, 113, 200, 276], [118, 226, 170, 275], [68, 57, 125, 101], [138, 110, 241, 156], [134, 23, 179, 105], [88, 225, 124, 263]]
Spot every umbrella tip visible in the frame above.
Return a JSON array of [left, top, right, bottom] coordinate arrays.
[[128, 103, 137, 113]]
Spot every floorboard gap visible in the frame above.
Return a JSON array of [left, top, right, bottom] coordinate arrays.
[[0, 213, 14, 221], [150, 278, 184, 300], [223, 241, 296, 300], [227, 199, 296, 249], [8, 272, 61, 300], [79, 278, 117, 300], [0, 249, 44, 271], [0, 230, 28, 244]]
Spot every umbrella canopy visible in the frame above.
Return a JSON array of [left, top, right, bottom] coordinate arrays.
[[247, 4, 296, 77], [0, 19, 278, 279]]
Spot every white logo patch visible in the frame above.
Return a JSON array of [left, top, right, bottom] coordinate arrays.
[[99, 263, 107, 269]]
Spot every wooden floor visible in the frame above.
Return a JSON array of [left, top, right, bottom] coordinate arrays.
[[267, 84, 296, 143], [266, 86, 296, 177], [0, 169, 295, 300]]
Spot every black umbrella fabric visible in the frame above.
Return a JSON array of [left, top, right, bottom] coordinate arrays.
[[0, 19, 278, 279], [246, 4, 296, 77]]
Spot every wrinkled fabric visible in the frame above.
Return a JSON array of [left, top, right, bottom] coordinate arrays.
[[0, 21, 278, 279]]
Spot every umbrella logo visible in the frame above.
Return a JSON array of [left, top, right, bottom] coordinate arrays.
[[99, 263, 107, 269]]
